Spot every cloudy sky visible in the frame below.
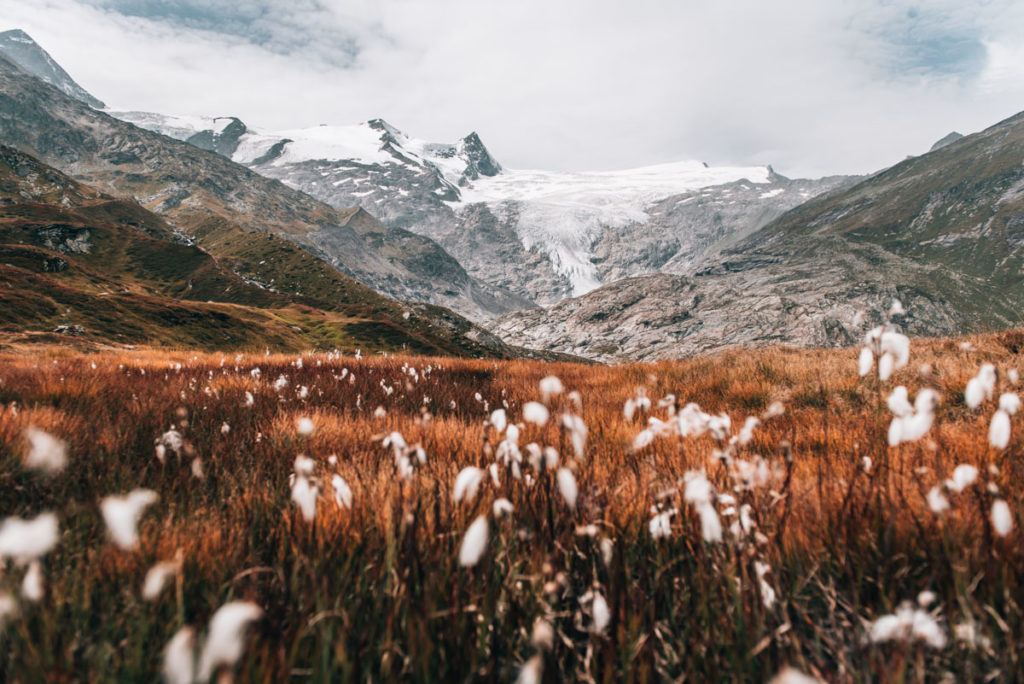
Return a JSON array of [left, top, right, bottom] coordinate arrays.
[[3, 0, 1023, 177]]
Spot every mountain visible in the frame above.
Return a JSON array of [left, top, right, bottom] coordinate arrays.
[[0, 142, 566, 359], [433, 166, 855, 304], [112, 111, 855, 305], [0, 29, 104, 109], [929, 131, 963, 152], [490, 111, 1024, 361], [0, 48, 527, 322]]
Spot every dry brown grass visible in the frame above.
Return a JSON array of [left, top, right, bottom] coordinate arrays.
[[0, 332, 1022, 681]]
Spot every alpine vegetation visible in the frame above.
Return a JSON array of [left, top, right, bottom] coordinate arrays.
[[0, 331, 1021, 681]]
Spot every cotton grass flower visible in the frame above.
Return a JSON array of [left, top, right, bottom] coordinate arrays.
[[737, 416, 760, 446], [492, 498, 514, 518], [0, 512, 59, 562], [632, 428, 655, 451], [100, 489, 158, 550], [560, 412, 588, 459], [23, 426, 67, 473], [858, 347, 874, 376], [143, 559, 182, 601], [927, 486, 950, 514], [887, 388, 937, 446], [869, 601, 947, 649], [516, 656, 543, 684], [878, 353, 895, 381], [591, 592, 610, 633], [531, 617, 555, 651], [453, 466, 485, 503], [162, 627, 197, 684], [196, 601, 263, 682], [291, 473, 318, 521], [623, 388, 651, 420], [991, 499, 1013, 537], [947, 464, 978, 492], [539, 375, 563, 403], [523, 402, 549, 426], [886, 387, 914, 417], [458, 516, 489, 567], [999, 393, 1021, 415], [648, 510, 673, 539], [296, 417, 315, 436], [21, 560, 44, 602], [0, 592, 17, 629], [768, 668, 823, 684], [490, 408, 507, 433], [966, 364, 997, 409], [684, 471, 713, 505], [696, 502, 723, 543], [965, 378, 985, 409], [332, 475, 352, 509], [557, 468, 578, 509], [861, 327, 910, 380], [989, 409, 1011, 449], [755, 560, 776, 608], [155, 428, 184, 463]]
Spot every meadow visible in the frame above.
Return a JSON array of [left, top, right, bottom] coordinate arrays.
[[0, 329, 1022, 682]]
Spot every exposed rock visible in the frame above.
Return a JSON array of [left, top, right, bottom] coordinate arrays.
[[491, 112, 1024, 361]]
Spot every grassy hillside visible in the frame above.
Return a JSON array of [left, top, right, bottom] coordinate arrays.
[[0, 145, 549, 358]]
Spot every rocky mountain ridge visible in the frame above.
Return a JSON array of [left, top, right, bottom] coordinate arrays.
[[111, 109, 857, 305], [490, 113, 1024, 361], [0, 45, 527, 321]]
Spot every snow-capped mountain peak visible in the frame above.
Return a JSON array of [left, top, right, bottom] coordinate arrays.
[[111, 107, 850, 305], [113, 111, 496, 191]]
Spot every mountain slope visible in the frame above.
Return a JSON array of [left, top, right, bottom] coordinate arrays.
[[113, 110, 856, 305], [0, 50, 523, 321], [0, 29, 104, 108], [0, 144, 547, 358], [491, 111, 1024, 361]]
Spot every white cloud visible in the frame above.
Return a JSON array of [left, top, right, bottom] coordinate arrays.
[[2, 0, 1023, 177]]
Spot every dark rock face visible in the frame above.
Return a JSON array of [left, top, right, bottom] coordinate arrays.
[[459, 132, 502, 179], [186, 117, 248, 158], [0, 30, 105, 109], [36, 224, 92, 253]]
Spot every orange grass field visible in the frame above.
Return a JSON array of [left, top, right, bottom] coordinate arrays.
[[1, 331, 1023, 681]]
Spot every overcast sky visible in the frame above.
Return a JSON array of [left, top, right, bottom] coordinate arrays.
[[3, 0, 1024, 177]]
